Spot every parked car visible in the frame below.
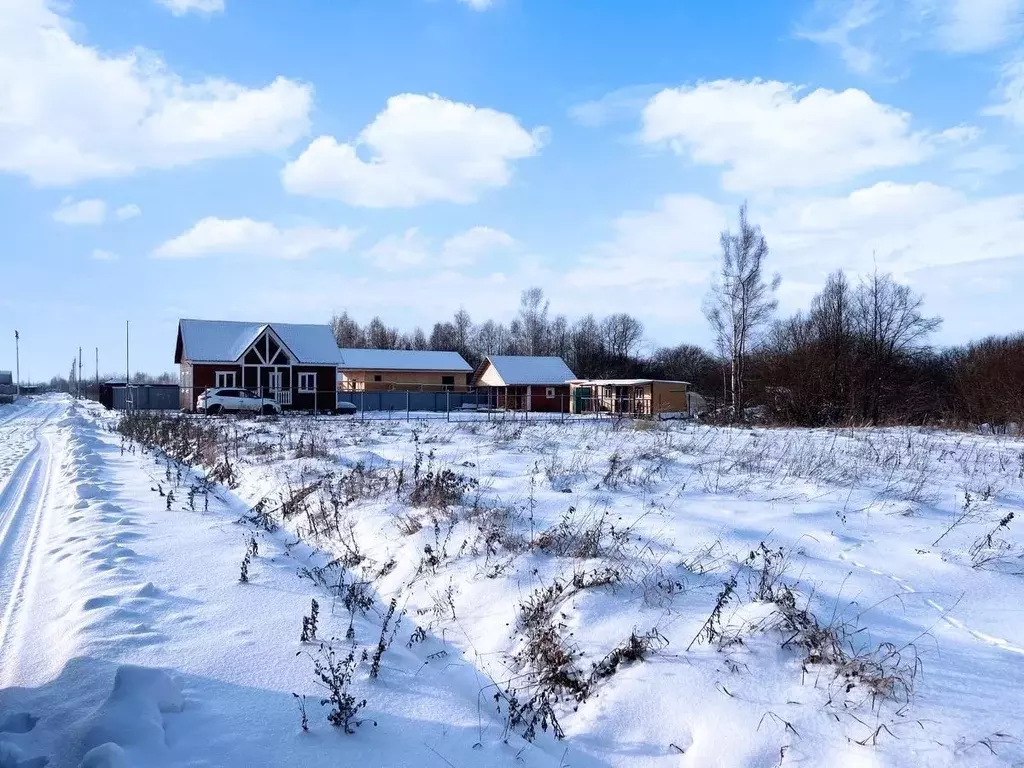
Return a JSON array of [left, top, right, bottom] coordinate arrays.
[[335, 400, 358, 415], [197, 388, 282, 416]]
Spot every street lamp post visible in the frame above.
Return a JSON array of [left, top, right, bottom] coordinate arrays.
[[14, 330, 20, 397]]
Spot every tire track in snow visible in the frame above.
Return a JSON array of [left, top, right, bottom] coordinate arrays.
[[0, 402, 62, 685]]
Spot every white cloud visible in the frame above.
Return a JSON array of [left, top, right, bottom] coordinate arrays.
[[0, 0, 312, 186], [53, 198, 107, 225], [153, 217, 357, 259], [795, 0, 882, 75], [364, 229, 431, 269], [282, 93, 544, 207], [985, 55, 1024, 127], [440, 226, 515, 266], [363, 225, 517, 270], [458, 0, 493, 9], [937, 0, 1023, 52], [156, 0, 225, 16], [567, 195, 728, 291], [115, 204, 142, 221], [560, 183, 1024, 330], [569, 85, 662, 127], [91, 249, 118, 261], [641, 80, 933, 191], [762, 182, 1024, 277], [799, 0, 1023, 73]]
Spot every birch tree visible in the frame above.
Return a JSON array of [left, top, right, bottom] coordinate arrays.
[[703, 204, 779, 418]]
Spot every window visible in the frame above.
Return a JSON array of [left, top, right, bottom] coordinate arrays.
[[546, 387, 556, 399], [215, 371, 236, 388], [441, 375, 455, 391], [298, 372, 317, 393], [374, 374, 383, 382]]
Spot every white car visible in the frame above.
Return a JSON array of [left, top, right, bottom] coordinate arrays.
[[197, 388, 282, 416]]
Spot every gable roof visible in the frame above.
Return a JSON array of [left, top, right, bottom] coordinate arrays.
[[338, 349, 472, 372], [175, 319, 343, 366], [475, 356, 576, 386]]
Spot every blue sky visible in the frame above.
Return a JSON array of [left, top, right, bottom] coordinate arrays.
[[1, 0, 1022, 379]]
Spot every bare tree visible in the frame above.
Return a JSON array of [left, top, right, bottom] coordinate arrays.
[[452, 308, 474, 361], [410, 327, 429, 350], [330, 311, 364, 348], [853, 269, 941, 423], [703, 204, 780, 418], [517, 287, 550, 355], [601, 313, 644, 360], [365, 316, 400, 349]]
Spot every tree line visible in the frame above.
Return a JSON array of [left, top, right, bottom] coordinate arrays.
[[330, 288, 723, 390], [331, 203, 1022, 429]]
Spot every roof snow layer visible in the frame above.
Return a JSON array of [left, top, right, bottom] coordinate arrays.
[[177, 319, 343, 365], [482, 356, 576, 385], [338, 349, 472, 372]]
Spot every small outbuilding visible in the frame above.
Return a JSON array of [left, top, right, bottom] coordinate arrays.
[[569, 379, 691, 418], [338, 349, 473, 392], [472, 356, 576, 412]]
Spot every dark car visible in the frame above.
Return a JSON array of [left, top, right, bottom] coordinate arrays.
[[335, 400, 358, 415]]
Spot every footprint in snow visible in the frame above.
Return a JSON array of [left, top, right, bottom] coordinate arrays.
[[0, 712, 38, 734]]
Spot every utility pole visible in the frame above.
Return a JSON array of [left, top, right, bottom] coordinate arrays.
[[78, 347, 83, 399], [125, 320, 131, 411], [95, 347, 99, 388], [14, 330, 20, 398]]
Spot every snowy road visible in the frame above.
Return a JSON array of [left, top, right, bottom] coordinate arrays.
[[0, 399, 63, 687]]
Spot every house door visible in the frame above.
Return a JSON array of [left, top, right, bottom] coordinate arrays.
[[269, 370, 282, 394]]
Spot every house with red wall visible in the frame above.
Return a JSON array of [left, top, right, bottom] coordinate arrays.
[[174, 319, 342, 412], [472, 355, 576, 412]]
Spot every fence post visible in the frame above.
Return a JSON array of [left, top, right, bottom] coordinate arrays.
[[361, 391, 365, 421], [446, 390, 450, 422], [407, 390, 410, 421]]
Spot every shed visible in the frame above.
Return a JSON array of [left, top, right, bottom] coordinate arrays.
[[338, 349, 473, 392], [99, 380, 181, 411], [472, 356, 576, 412]]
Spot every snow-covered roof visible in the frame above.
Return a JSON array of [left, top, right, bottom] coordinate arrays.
[[569, 379, 690, 386], [338, 349, 472, 372], [176, 319, 343, 365], [477, 356, 576, 386]]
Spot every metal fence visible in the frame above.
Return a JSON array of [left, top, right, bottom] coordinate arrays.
[[109, 385, 181, 411]]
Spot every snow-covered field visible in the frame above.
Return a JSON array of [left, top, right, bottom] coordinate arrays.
[[1, 396, 1023, 767]]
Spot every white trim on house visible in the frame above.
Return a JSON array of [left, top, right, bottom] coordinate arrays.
[[298, 372, 317, 393], [215, 371, 236, 388]]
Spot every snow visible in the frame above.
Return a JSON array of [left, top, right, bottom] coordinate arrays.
[[339, 349, 473, 372], [479, 356, 576, 385], [0, 396, 1022, 766], [177, 319, 343, 365]]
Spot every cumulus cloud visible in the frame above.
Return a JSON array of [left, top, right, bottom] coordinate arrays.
[[641, 79, 933, 191], [282, 94, 544, 207], [156, 0, 225, 16], [53, 198, 107, 225], [0, 0, 312, 186], [153, 217, 357, 259]]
